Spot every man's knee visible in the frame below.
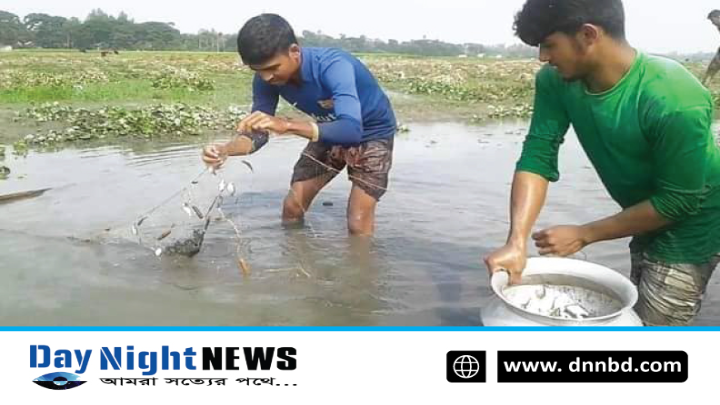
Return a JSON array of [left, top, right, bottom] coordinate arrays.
[[347, 211, 373, 236], [282, 194, 305, 222]]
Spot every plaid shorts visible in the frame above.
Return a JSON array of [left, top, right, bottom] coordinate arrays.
[[631, 251, 720, 326], [291, 137, 394, 201]]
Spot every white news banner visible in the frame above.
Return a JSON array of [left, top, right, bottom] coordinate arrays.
[[0, 330, 714, 404]]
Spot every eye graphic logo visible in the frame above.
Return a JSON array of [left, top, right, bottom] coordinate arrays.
[[33, 372, 87, 390]]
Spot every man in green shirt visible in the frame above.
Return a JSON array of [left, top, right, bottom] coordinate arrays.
[[484, 0, 720, 326]]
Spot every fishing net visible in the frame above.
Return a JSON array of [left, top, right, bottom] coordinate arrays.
[[115, 131, 394, 278]]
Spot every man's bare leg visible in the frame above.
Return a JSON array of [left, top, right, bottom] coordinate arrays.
[[346, 185, 378, 236], [282, 177, 329, 227], [704, 56, 720, 85]]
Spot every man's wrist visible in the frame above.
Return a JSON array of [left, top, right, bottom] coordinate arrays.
[[220, 142, 232, 156], [506, 233, 527, 250], [309, 122, 320, 142], [287, 120, 320, 142], [281, 119, 292, 135], [580, 223, 600, 245]]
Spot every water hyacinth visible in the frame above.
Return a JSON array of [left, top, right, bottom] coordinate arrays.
[[13, 103, 249, 149], [0, 69, 109, 90], [150, 67, 215, 92], [366, 57, 540, 105], [486, 103, 533, 119]]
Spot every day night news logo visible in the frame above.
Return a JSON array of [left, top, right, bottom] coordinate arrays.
[[31, 345, 297, 390]]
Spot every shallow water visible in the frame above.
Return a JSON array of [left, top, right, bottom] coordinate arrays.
[[1, 121, 719, 326]]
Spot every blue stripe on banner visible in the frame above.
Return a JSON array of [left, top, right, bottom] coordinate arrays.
[[1, 327, 720, 331]]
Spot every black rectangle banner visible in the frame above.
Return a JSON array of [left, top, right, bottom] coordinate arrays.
[[497, 351, 687, 383]]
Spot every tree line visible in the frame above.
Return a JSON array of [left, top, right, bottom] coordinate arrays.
[[0, 9, 536, 57]]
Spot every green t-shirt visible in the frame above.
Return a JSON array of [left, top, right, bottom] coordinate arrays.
[[517, 51, 720, 264]]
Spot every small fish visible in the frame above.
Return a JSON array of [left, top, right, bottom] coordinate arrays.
[[191, 205, 204, 219], [535, 285, 547, 299], [157, 229, 172, 241], [227, 182, 236, 196], [218, 179, 226, 192], [191, 180, 199, 185], [137, 216, 148, 226], [296, 265, 312, 279], [131, 224, 138, 236], [182, 203, 193, 217], [209, 166, 216, 175], [563, 304, 590, 319], [154, 247, 163, 257], [241, 160, 254, 173], [238, 258, 251, 276]]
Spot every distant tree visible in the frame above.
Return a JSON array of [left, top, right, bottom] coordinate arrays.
[[24, 13, 68, 48], [0, 8, 537, 57], [0, 10, 27, 47], [62, 17, 81, 48], [134, 21, 181, 50]]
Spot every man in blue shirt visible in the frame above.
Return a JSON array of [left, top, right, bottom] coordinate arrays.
[[203, 14, 397, 236]]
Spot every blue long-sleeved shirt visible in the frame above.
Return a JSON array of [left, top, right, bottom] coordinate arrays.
[[251, 47, 397, 146]]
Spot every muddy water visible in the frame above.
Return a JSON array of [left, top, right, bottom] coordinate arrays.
[[1, 121, 719, 326]]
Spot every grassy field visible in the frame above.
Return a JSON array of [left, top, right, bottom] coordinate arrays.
[[1, 49, 719, 155], [0, 50, 253, 106], [0, 50, 540, 118]]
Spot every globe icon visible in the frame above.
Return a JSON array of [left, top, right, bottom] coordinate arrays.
[[453, 355, 480, 379]]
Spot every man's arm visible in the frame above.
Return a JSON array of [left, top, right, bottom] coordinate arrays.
[[238, 112, 320, 142], [507, 171, 550, 247], [225, 132, 270, 156], [238, 57, 364, 145], [222, 75, 279, 156], [533, 201, 672, 257], [534, 102, 713, 256], [202, 75, 280, 167], [241, 58, 364, 144], [316, 58, 364, 145], [581, 201, 671, 244], [484, 172, 549, 284], [484, 66, 570, 283], [201, 132, 268, 167], [251, 74, 280, 116]]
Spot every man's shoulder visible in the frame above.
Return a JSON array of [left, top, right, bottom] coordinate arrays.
[[305, 47, 354, 64], [635, 54, 713, 134], [638, 54, 711, 109]]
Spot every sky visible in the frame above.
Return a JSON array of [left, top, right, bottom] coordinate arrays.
[[4, 0, 720, 54]]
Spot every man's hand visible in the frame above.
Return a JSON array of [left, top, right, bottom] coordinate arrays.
[[484, 242, 527, 285], [532, 225, 591, 257], [237, 111, 290, 135], [201, 143, 228, 169]]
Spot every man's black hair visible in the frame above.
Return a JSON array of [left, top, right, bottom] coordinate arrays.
[[237, 14, 298, 65], [514, 0, 626, 46]]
